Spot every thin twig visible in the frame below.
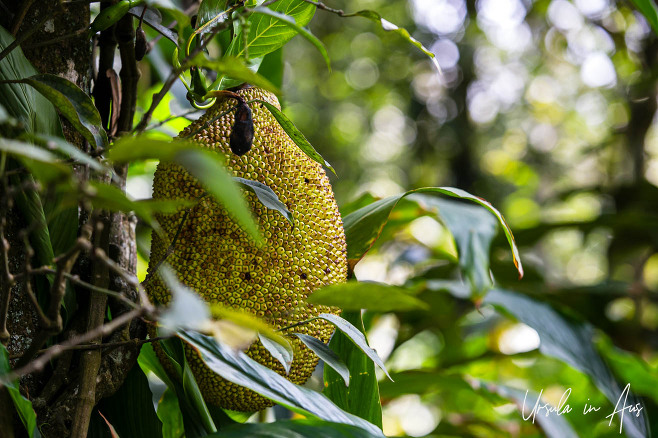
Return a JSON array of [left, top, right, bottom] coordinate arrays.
[[0, 8, 63, 62], [0, 184, 13, 344], [92, 247, 153, 312], [22, 26, 89, 50], [0, 307, 147, 383], [10, 0, 36, 35], [10, 336, 169, 359], [145, 108, 202, 131]]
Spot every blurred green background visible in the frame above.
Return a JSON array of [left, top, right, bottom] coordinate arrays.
[[125, 0, 658, 435]]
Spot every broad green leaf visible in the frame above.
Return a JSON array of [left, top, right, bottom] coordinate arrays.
[[20, 74, 108, 148], [0, 25, 62, 137], [234, 176, 293, 225], [630, 0, 658, 36], [195, 0, 230, 35], [193, 56, 281, 95], [144, 0, 191, 27], [209, 419, 383, 437], [259, 333, 293, 374], [107, 136, 197, 162], [596, 336, 658, 405], [318, 313, 391, 381], [90, 0, 141, 33], [94, 364, 163, 438], [483, 289, 649, 438], [411, 195, 499, 296], [307, 281, 428, 312], [294, 333, 349, 386], [0, 345, 41, 438], [29, 134, 110, 175], [323, 311, 382, 429], [227, 0, 316, 60], [250, 7, 331, 71], [177, 329, 385, 437], [346, 10, 440, 74], [342, 187, 523, 279], [256, 99, 335, 175]]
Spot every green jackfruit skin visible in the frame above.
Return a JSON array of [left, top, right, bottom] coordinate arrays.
[[146, 87, 348, 412]]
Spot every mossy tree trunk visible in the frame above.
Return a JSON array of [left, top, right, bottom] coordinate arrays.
[[0, 2, 141, 437]]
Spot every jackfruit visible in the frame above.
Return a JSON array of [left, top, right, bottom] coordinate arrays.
[[146, 86, 348, 412]]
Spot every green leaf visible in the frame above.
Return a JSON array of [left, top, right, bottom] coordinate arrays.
[[90, 0, 138, 33], [19, 74, 108, 148], [347, 10, 440, 74], [94, 363, 163, 438], [0, 25, 62, 137], [317, 313, 391, 381], [258, 333, 293, 374], [0, 345, 41, 438], [0, 138, 71, 181], [195, 0, 230, 35], [250, 7, 331, 71], [193, 55, 281, 95], [307, 281, 428, 312], [596, 335, 658, 405], [411, 195, 499, 295], [256, 99, 335, 175], [177, 329, 384, 437], [234, 177, 293, 225], [227, 0, 316, 60], [483, 289, 650, 438], [630, 0, 658, 36], [157, 389, 185, 438], [323, 311, 382, 429], [175, 149, 262, 243], [29, 134, 111, 175], [209, 419, 383, 437], [342, 187, 523, 279], [107, 136, 197, 162], [294, 333, 349, 386]]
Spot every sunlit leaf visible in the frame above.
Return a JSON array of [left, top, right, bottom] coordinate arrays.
[[259, 333, 293, 374], [307, 281, 428, 312], [256, 99, 335, 175], [194, 56, 280, 95], [251, 7, 331, 71]]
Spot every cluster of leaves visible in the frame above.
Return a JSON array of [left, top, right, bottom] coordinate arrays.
[[1, 0, 657, 438]]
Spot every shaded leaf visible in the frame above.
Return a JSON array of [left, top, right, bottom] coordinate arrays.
[[259, 333, 293, 374], [157, 389, 185, 438], [195, 0, 230, 35], [257, 47, 284, 90], [29, 134, 111, 175], [251, 7, 331, 71], [318, 313, 391, 381], [20, 74, 108, 148], [95, 364, 163, 438], [0, 25, 62, 137], [483, 289, 649, 438], [210, 419, 383, 437], [256, 99, 335, 175], [0, 345, 41, 438], [295, 333, 349, 386], [323, 311, 382, 429], [177, 329, 384, 436], [234, 176, 293, 225], [0, 138, 71, 180], [129, 6, 179, 46], [307, 281, 428, 312]]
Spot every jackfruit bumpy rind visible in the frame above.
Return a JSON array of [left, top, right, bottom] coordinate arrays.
[[146, 87, 348, 412]]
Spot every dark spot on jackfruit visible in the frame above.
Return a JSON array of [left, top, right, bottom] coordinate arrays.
[[300, 273, 307, 280], [229, 102, 254, 156], [304, 178, 309, 183], [244, 272, 252, 280]]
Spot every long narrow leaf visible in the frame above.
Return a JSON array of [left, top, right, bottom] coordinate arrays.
[[295, 333, 350, 386]]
